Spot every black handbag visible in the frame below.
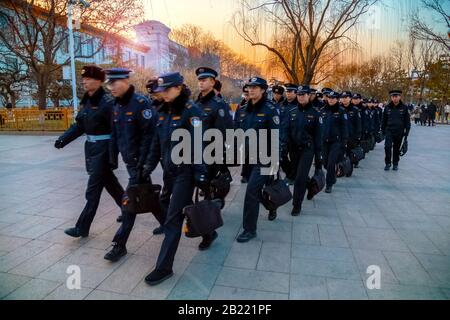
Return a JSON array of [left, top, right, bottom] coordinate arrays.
[[122, 181, 163, 220], [183, 189, 223, 238], [375, 132, 385, 143], [336, 157, 353, 178], [307, 169, 325, 200], [261, 173, 293, 211], [350, 146, 365, 165], [400, 138, 408, 157]]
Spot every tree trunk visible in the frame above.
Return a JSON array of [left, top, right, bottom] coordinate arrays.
[[37, 84, 47, 110]]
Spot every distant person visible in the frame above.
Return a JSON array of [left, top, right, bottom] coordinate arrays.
[[444, 103, 450, 125]]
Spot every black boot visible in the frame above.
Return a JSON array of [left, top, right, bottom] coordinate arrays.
[[145, 269, 174, 286], [325, 185, 333, 194], [393, 165, 399, 171], [198, 231, 218, 251], [64, 227, 88, 238], [104, 244, 127, 262], [384, 164, 391, 171], [153, 226, 164, 235], [291, 206, 301, 216], [237, 231, 257, 243], [268, 210, 277, 221]]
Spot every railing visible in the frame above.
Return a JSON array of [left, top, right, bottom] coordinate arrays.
[[0, 108, 74, 131]]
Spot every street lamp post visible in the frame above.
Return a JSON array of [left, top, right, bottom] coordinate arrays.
[[67, 0, 90, 118]]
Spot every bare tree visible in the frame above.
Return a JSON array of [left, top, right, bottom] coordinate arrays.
[[0, 48, 29, 107], [0, 0, 144, 109], [232, 0, 379, 85], [410, 0, 450, 51]]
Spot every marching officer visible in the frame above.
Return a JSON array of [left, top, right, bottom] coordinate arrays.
[[341, 91, 362, 160], [280, 83, 299, 183], [310, 88, 324, 111], [352, 93, 369, 158], [143, 72, 208, 285], [237, 85, 251, 184], [195, 67, 233, 251], [272, 85, 286, 109], [382, 90, 411, 171], [103, 68, 158, 262], [55, 65, 124, 238], [282, 85, 323, 216], [235, 77, 280, 242], [321, 91, 349, 193]]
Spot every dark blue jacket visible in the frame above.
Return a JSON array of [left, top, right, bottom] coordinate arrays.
[[58, 87, 115, 175], [234, 96, 280, 166], [110, 86, 156, 168], [321, 104, 349, 144], [196, 90, 233, 134], [342, 104, 362, 141], [146, 92, 207, 176], [382, 101, 411, 136], [281, 102, 323, 163]]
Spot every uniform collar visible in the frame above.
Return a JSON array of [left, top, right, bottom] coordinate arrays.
[[81, 86, 105, 106], [246, 96, 267, 113], [115, 85, 135, 106], [197, 90, 216, 104], [160, 91, 190, 115]]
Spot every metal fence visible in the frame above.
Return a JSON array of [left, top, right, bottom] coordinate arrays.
[[0, 108, 74, 131]]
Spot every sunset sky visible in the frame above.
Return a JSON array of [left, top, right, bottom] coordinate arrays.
[[143, 0, 447, 70]]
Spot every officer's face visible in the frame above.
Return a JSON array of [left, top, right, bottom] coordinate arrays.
[[273, 93, 283, 101], [108, 80, 130, 98], [162, 86, 182, 102], [82, 77, 102, 93], [248, 86, 265, 101], [328, 97, 338, 106], [391, 95, 401, 105], [286, 90, 296, 101], [352, 98, 361, 105], [342, 97, 351, 106], [198, 77, 215, 93], [297, 93, 310, 105]]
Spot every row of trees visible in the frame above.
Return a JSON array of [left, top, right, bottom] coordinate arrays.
[[231, 0, 449, 104], [0, 0, 144, 109]]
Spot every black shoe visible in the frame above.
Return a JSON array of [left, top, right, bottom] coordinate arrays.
[[64, 227, 88, 238], [291, 206, 301, 216], [325, 185, 333, 194], [287, 179, 295, 186], [237, 231, 257, 243], [145, 269, 174, 286], [198, 231, 218, 251], [384, 165, 391, 171], [268, 210, 277, 221], [153, 226, 164, 235], [393, 165, 399, 171], [240, 177, 248, 184], [116, 215, 123, 223], [104, 244, 127, 262]]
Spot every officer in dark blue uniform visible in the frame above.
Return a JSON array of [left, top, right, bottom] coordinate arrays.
[[382, 90, 411, 171], [195, 67, 233, 250], [236, 85, 251, 184], [341, 91, 362, 161], [352, 94, 370, 157], [143, 72, 208, 285], [310, 88, 323, 111], [371, 99, 382, 140], [280, 83, 298, 184], [282, 85, 323, 216], [321, 91, 349, 193], [320, 88, 333, 108], [272, 85, 285, 108], [235, 77, 280, 242], [103, 68, 158, 262], [55, 65, 124, 238]]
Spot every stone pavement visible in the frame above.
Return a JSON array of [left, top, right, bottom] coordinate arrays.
[[0, 125, 449, 300]]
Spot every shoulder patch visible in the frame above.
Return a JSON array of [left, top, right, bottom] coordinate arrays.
[[218, 109, 225, 117], [344, 114, 348, 120], [319, 117, 323, 124], [142, 109, 153, 120], [190, 117, 202, 128], [273, 116, 280, 125]]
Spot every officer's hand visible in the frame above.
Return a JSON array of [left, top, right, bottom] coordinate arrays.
[[54, 140, 64, 149], [195, 174, 209, 192]]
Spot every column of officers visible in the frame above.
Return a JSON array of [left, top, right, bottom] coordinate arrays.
[[55, 65, 410, 287]]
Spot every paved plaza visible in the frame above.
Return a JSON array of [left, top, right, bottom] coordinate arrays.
[[0, 125, 449, 300]]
